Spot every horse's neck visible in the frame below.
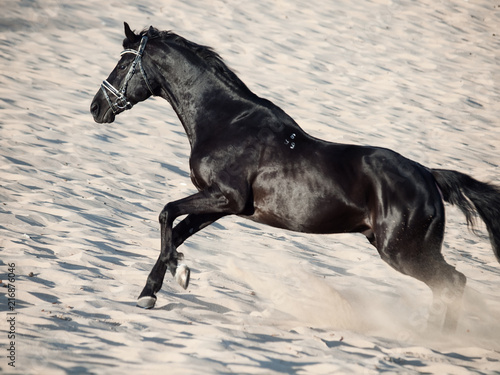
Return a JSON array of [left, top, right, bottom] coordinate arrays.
[[155, 60, 257, 147]]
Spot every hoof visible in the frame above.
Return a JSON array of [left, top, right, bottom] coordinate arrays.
[[137, 296, 157, 309], [175, 264, 190, 290]]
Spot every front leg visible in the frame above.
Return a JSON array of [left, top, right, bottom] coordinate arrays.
[[137, 213, 225, 308], [137, 186, 243, 308]]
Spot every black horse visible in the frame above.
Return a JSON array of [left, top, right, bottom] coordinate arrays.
[[91, 23, 500, 332]]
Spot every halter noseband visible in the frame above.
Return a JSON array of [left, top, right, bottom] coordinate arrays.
[[100, 35, 155, 114]]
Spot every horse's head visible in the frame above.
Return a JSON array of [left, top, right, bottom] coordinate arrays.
[[91, 22, 157, 123]]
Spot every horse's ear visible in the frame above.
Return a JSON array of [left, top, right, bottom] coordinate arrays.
[[147, 26, 156, 38], [124, 22, 138, 43]]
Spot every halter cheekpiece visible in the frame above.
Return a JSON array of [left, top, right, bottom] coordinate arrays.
[[100, 35, 155, 114]]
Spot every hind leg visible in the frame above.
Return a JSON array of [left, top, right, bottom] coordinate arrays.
[[406, 253, 466, 333], [428, 266, 466, 333], [373, 211, 466, 333]]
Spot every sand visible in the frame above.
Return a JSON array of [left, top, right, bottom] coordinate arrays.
[[1, 0, 499, 373]]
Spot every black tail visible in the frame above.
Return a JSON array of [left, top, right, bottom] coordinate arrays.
[[432, 169, 500, 262]]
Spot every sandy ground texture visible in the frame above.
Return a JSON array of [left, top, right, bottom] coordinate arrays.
[[1, 0, 499, 374]]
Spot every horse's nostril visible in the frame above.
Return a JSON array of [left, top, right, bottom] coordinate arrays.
[[91, 102, 99, 117]]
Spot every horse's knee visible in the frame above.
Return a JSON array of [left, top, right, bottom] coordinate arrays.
[[159, 204, 169, 224]]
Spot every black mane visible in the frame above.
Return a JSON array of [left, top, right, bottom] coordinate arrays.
[[125, 27, 252, 94]]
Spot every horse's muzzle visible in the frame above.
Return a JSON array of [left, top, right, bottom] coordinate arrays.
[[90, 97, 116, 124]]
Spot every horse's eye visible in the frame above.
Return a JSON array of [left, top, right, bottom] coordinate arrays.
[[119, 64, 127, 70]]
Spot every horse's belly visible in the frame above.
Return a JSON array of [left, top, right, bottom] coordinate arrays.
[[247, 159, 369, 234], [245, 194, 366, 234]]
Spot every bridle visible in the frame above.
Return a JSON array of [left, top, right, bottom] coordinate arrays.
[[100, 35, 155, 114]]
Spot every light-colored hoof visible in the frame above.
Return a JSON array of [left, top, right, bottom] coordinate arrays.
[[137, 296, 157, 309], [175, 264, 190, 290]]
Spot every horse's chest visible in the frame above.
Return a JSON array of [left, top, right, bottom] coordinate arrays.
[[189, 148, 256, 190]]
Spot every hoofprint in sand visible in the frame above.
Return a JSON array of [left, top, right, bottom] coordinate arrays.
[[1, 0, 499, 374]]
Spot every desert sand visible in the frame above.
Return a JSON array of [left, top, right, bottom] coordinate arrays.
[[1, 0, 499, 374]]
